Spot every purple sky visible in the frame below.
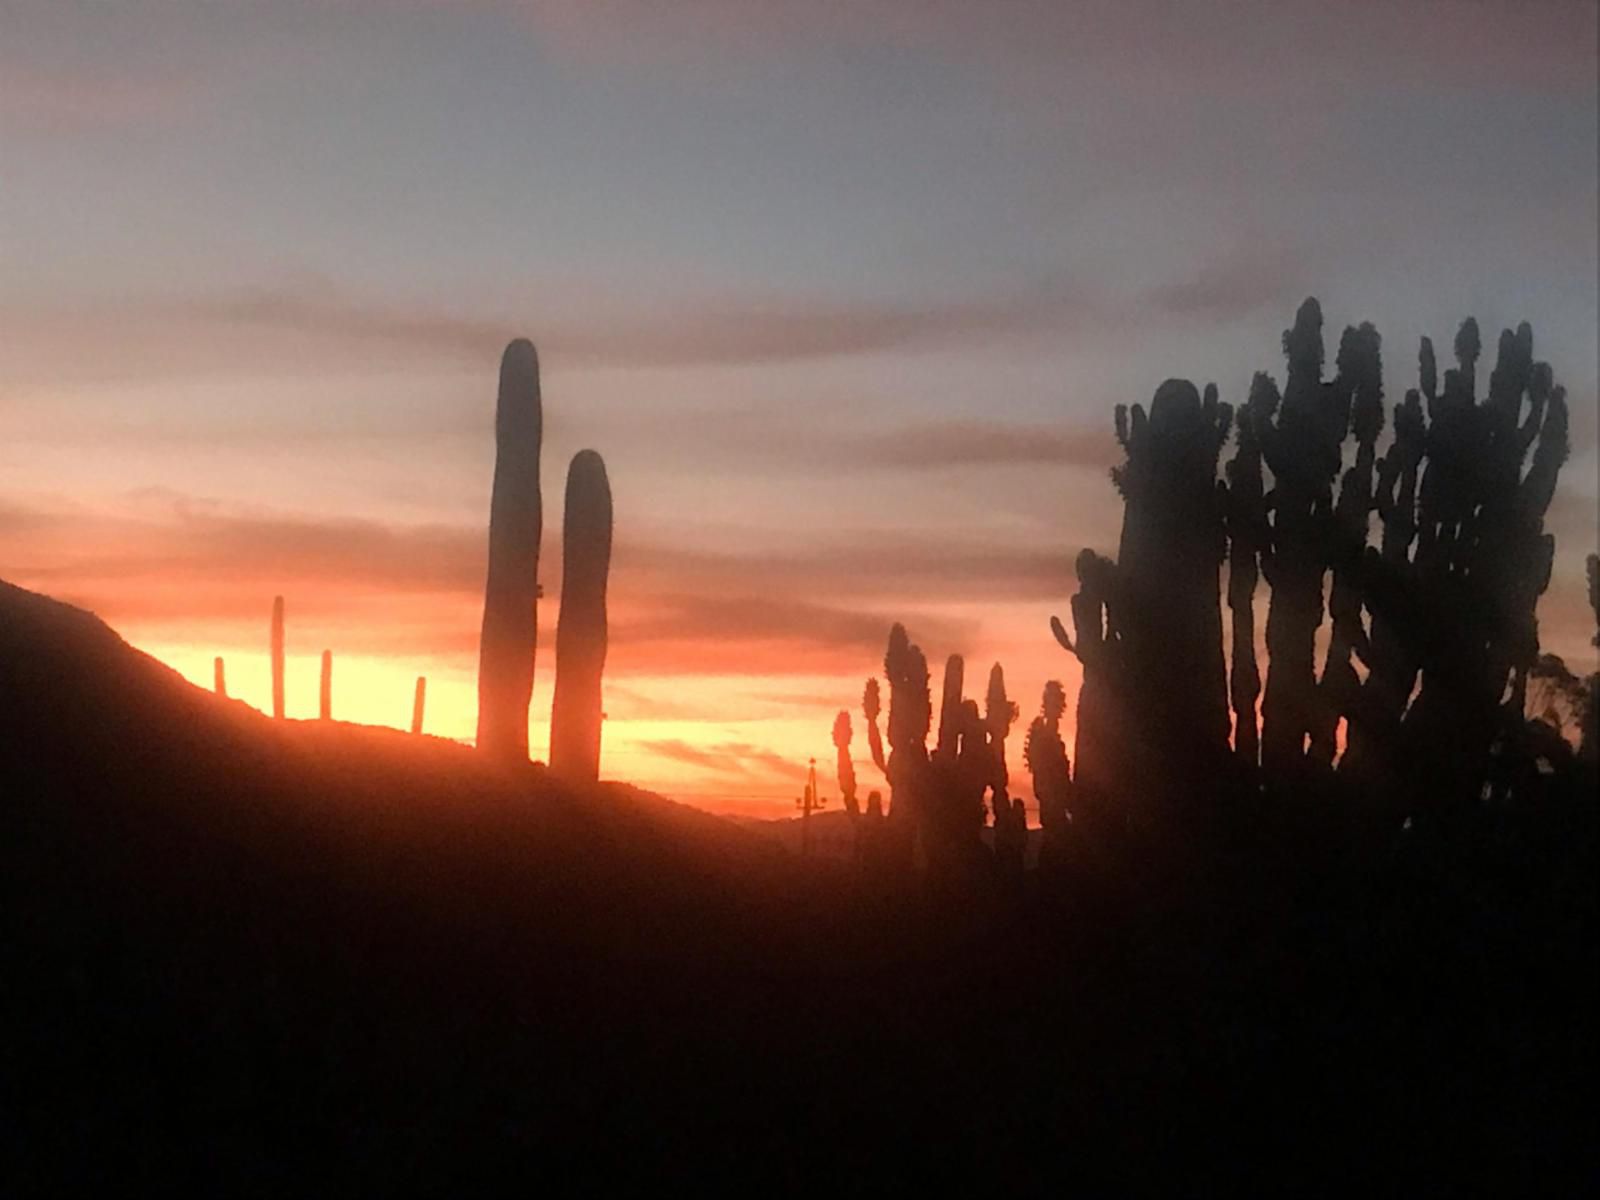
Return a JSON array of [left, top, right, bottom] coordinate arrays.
[[3, 0, 1597, 809]]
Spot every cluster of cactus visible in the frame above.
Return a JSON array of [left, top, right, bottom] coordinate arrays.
[[474, 338, 616, 779], [219, 339, 613, 754], [860, 624, 1021, 877], [1055, 297, 1574, 825]]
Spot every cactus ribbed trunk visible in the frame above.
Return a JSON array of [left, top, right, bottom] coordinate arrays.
[[411, 676, 427, 736], [476, 339, 544, 760], [1309, 324, 1383, 769], [550, 450, 613, 782], [1259, 299, 1342, 776], [1223, 374, 1277, 766], [319, 649, 332, 721], [935, 654, 965, 765], [1110, 379, 1232, 811], [214, 656, 227, 698], [833, 710, 858, 819], [880, 624, 931, 869], [270, 595, 285, 720]]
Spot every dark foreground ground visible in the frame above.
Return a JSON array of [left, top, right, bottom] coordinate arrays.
[[1, 579, 1594, 1193]]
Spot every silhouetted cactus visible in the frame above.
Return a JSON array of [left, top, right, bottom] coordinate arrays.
[[477, 338, 543, 760], [1392, 318, 1571, 802], [550, 450, 613, 782], [863, 678, 885, 775], [214, 656, 226, 698], [412, 676, 426, 736], [1222, 374, 1275, 764], [935, 653, 965, 766], [871, 623, 932, 867], [833, 710, 858, 818], [1053, 549, 1123, 818], [1107, 377, 1233, 809], [1023, 680, 1071, 855], [1589, 555, 1599, 648], [271, 595, 285, 720], [983, 663, 1018, 826], [319, 649, 332, 721], [1586, 554, 1599, 761], [1342, 369, 1427, 783], [1257, 299, 1349, 776], [1308, 322, 1384, 768]]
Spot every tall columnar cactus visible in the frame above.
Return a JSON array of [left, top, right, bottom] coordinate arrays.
[[935, 654, 965, 766], [271, 595, 285, 720], [319, 650, 333, 721], [983, 663, 1018, 824], [214, 656, 227, 698], [1308, 322, 1384, 768], [476, 338, 544, 760], [1222, 374, 1275, 764], [863, 678, 885, 774], [1584, 554, 1599, 762], [549, 450, 613, 782], [1023, 680, 1071, 840], [1257, 299, 1349, 776], [1107, 377, 1233, 805], [1052, 548, 1123, 812], [1393, 318, 1570, 801], [833, 710, 858, 818], [412, 676, 427, 736], [870, 623, 932, 866], [1343, 367, 1428, 783]]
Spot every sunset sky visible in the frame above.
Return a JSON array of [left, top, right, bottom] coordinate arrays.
[[3, 0, 1597, 816]]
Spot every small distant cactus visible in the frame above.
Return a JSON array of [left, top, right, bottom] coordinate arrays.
[[412, 676, 427, 736], [319, 650, 333, 721], [477, 338, 544, 760], [550, 450, 613, 782], [271, 595, 285, 720], [214, 656, 226, 698]]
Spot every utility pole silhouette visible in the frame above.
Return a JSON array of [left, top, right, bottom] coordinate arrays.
[[796, 757, 827, 857]]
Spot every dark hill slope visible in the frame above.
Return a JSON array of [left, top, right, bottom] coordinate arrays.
[[1, 579, 1592, 1192], [0, 580, 914, 1189]]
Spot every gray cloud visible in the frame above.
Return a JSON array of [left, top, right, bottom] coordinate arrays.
[[2, 244, 1309, 389]]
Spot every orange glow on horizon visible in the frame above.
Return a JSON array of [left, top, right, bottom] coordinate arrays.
[[135, 625, 1081, 824]]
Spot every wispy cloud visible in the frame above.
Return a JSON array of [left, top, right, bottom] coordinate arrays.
[[636, 737, 797, 781], [0, 63, 204, 134], [513, 0, 1598, 95], [2, 246, 1307, 387], [0, 491, 993, 670]]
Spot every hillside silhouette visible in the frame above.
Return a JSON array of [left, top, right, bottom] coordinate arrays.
[[3, 576, 1594, 1192]]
